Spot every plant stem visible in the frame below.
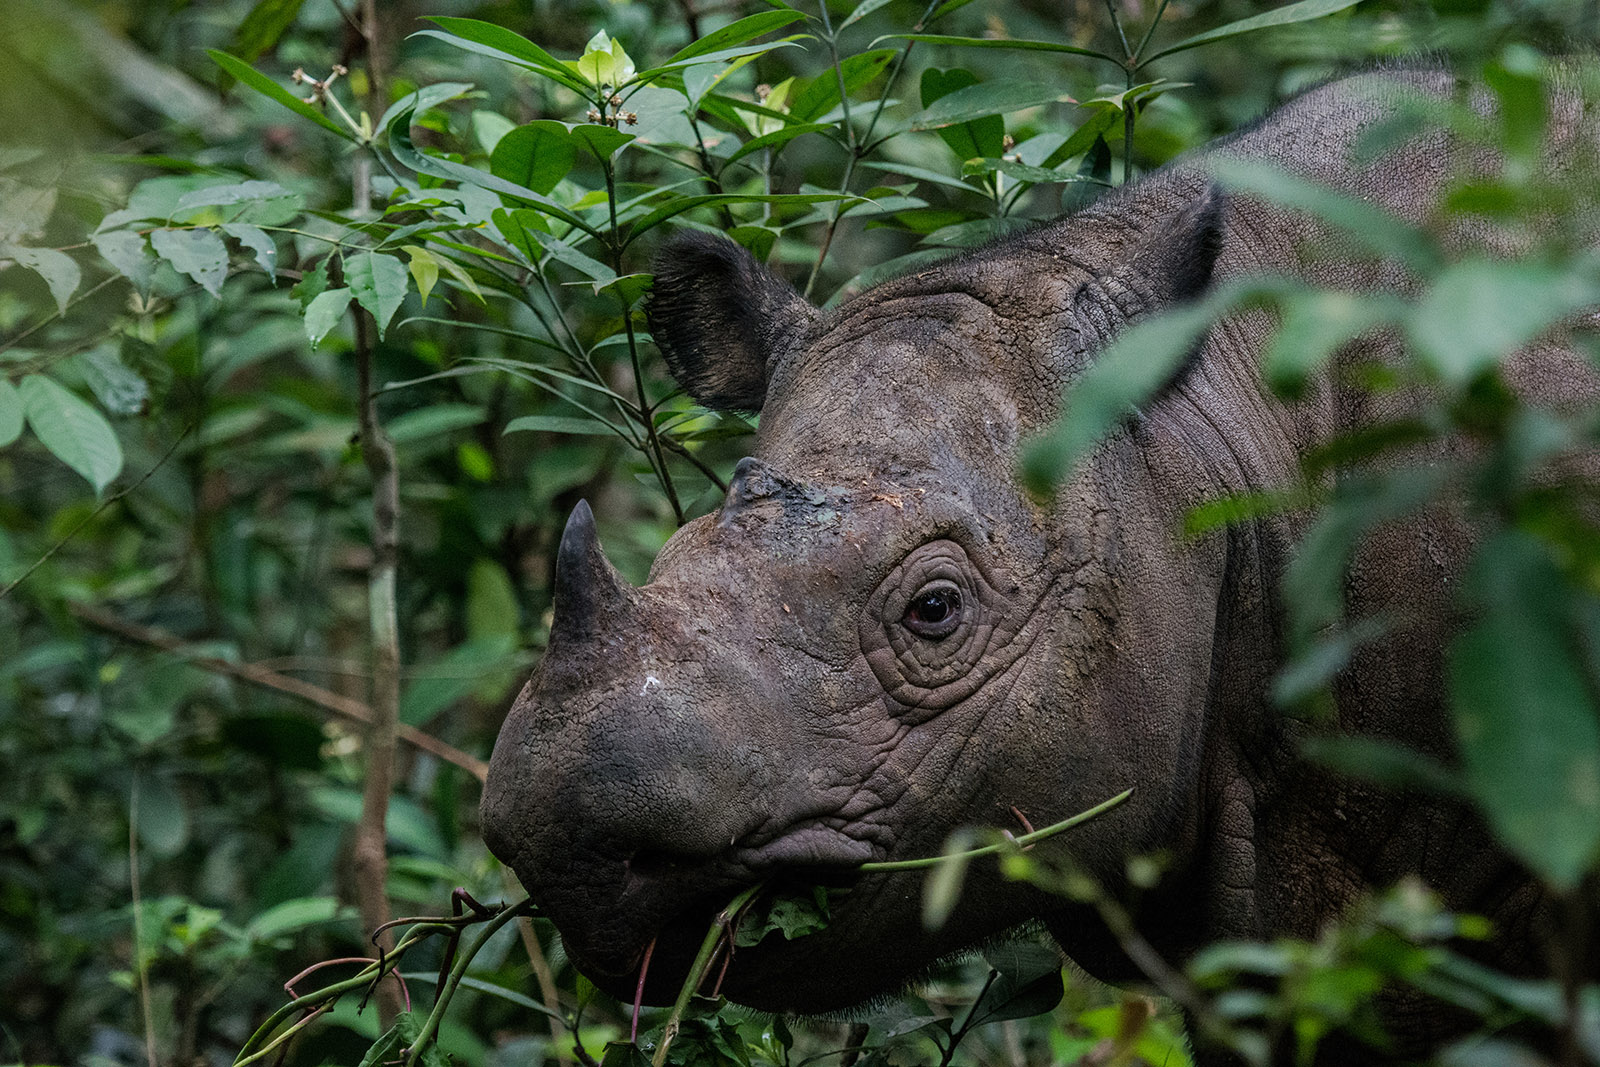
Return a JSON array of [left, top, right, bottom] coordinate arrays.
[[129, 779, 160, 1067], [353, 303, 404, 1029], [1130, 0, 1173, 65], [403, 901, 534, 1067], [604, 156, 685, 522], [651, 883, 763, 1067], [938, 969, 998, 1067], [859, 788, 1132, 872]]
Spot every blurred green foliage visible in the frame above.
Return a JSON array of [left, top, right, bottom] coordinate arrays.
[[1, 0, 1597, 1065]]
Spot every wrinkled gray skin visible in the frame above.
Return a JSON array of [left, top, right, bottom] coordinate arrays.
[[483, 68, 1599, 1046]]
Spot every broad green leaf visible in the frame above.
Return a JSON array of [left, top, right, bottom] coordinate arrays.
[[588, 273, 650, 304], [388, 108, 596, 237], [345, 251, 410, 337], [1021, 296, 1225, 492], [1264, 288, 1405, 395], [666, 10, 807, 64], [91, 230, 154, 295], [490, 121, 576, 194], [0, 379, 21, 447], [401, 245, 439, 306], [0, 179, 55, 243], [1407, 258, 1600, 384], [206, 50, 354, 140], [914, 82, 1078, 130], [570, 123, 636, 160], [77, 344, 149, 416], [875, 33, 1119, 64], [859, 159, 978, 194], [231, 0, 309, 64], [725, 123, 833, 165], [435, 256, 486, 304], [376, 81, 476, 139], [789, 50, 897, 123], [246, 895, 342, 941], [743, 77, 794, 138], [841, 0, 895, 28], [571, 30, 635, 89], [1146, 0, 1367, 62], [173, 180, 302, 225], [3, 243, 82, 313], [1449, 531, 1600, 889], [970, 954, 1066, 1027], [401, 633, 517, 726], [504, 414, 617, 436], [921, 68, 1004, 161], [471, 110, 517, 155], [417, 19, 592, 95], [150, 228, 229, 298], [1209, 157, 1439, 273], [994, 158, 1104, 185], [303, 287, 352, 348], [19, 374, 123, 492], [220, 223, 277, 280], [386, 403, 486, 444]]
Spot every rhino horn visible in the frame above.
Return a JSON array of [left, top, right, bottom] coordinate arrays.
[[552, 500, 631, 636]]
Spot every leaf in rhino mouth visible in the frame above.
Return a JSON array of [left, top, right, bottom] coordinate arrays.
[[732, 883, 833, 948]]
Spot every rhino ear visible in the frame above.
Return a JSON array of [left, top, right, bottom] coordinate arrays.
[[648, 232, 818, 412], [1071, 184, 1224, 351]]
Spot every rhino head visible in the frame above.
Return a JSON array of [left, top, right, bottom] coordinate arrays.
[[482, 179, 1252, 1011]]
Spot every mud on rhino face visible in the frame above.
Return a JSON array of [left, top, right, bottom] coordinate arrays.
[[482, 187, 1231, 1011]]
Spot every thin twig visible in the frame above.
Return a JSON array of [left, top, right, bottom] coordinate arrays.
[[68, 602, 489, 781], [859, 788, 1132, 871], [1, 425, 193, 602]]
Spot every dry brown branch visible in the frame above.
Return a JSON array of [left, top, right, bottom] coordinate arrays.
[[68, 601, 488, 782]]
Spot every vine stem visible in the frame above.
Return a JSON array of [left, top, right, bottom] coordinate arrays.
[[858, 788, 1132, 872]]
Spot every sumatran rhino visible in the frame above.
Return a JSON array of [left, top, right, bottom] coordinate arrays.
[[482, 67, 1599, 1033]]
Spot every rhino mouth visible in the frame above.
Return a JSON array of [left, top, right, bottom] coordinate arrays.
[[547, 827, 879, 1006]]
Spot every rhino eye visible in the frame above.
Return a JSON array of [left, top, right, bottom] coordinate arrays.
[[904, 585, 962, 639]]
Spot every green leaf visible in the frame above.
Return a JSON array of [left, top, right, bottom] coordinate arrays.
[[1021, 298, 1221, 493], [345, 252, 410, 337], [572, 30, 635, 89], [231, 0, 308, 64], [19, 374, 123, 492], [666, 10, 807, 63], [1145, 0, 1367, 62], [875, 33, 1119, 64], [1407, 259, 1600, 385], [377, 81, 476, 139], [504, 414, 617, 437], [246, 895, 343, 941], [303, 287, 352, 348], [734, 885, 831, 947], [570, 123, 636, 160], [2, 243, 81, 314], [725, 122, 833, 165], [841, 0, 895, 28], [91, 230, 154, 295], [401, 633, 515, 726], [388, 108, 596, 236], [1209, 157, 1438, 273], [1449, 531, 1600, 889], [401, 245, 439, 306], [173, 180, 302, 226], [220, 223, 277, 280], [921, 68, 1005, 161], [0, 379, 22, 447], [150, 228, 229, 298], [386, 403, 487, 445], [206, 50, 354, 140], [490, 120, 576, 194], [78, 344, 149, 416], [913, 81, 1077, 130], [789, 50, 897, 123], [970, 947, 1066, 1026], [471, 110, 517, 155], [417, 19, 593, 95], [1264, 287, 1405, 396]]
